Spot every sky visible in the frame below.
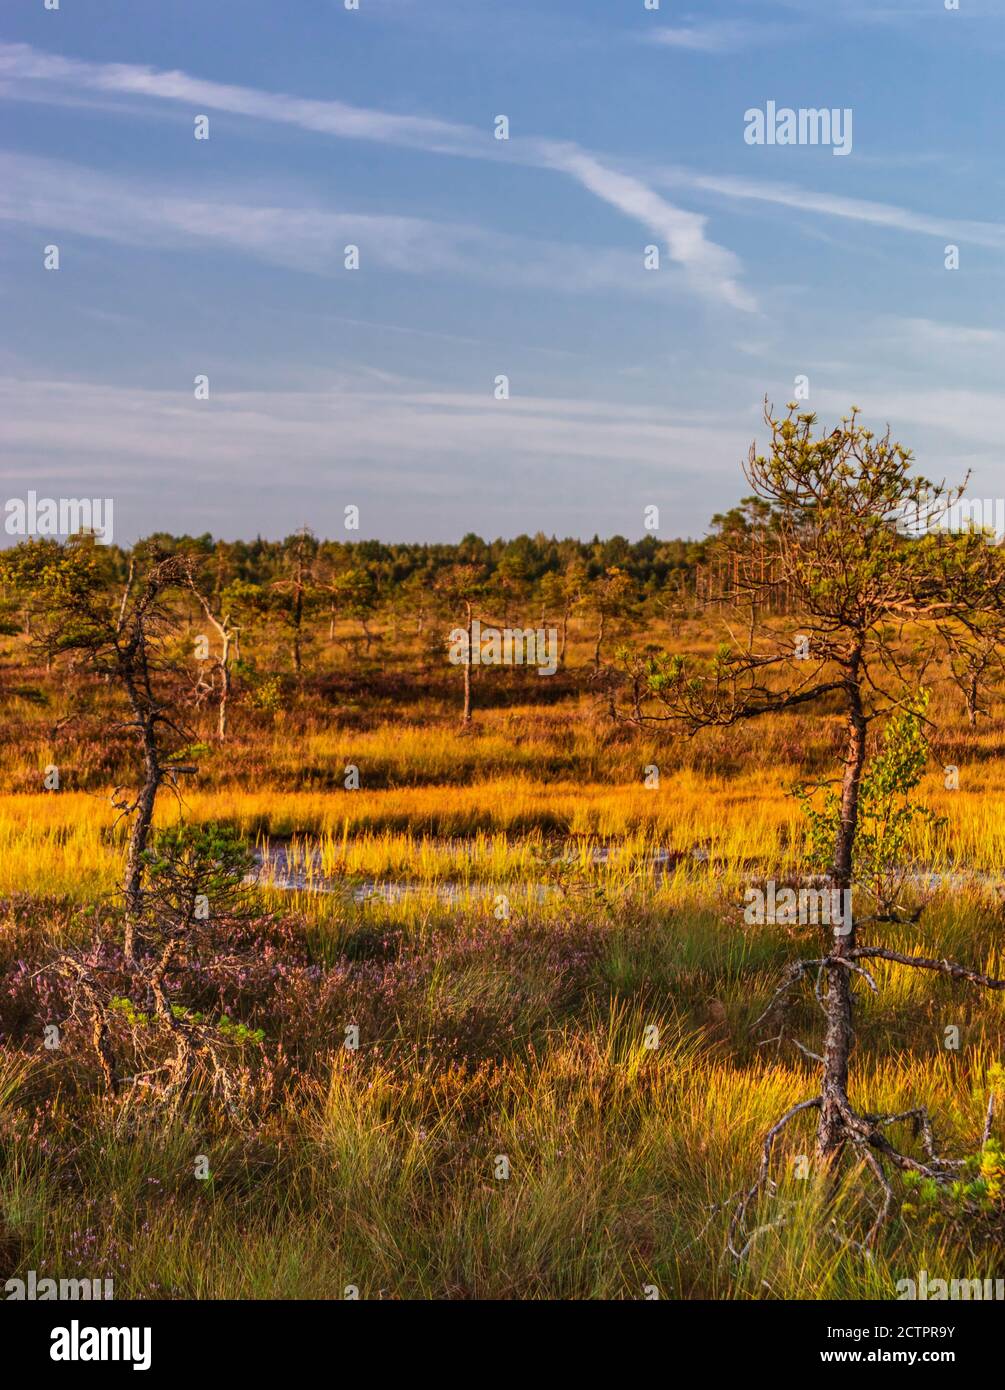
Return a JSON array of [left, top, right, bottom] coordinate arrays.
[[0, 0, 1003, 545]]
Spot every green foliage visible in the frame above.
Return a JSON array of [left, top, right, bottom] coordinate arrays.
[[108, 996, 264, 1045], [219, 578, 267, 617], [141, 823, 254, 925], [170, 1004, 265, 1046], [168, 743, 210, 764], [248, 675, 285, 716], [109, 995, 152, 1028], [0, 542, 113, 652], [793, 693, 943, 893], [902, 1140, 1005, 1218]]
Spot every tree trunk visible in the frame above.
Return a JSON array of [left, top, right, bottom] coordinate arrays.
[[593, 611, 605, 671], [817, 654, 867, 1161], [194, 593, 233, 742], [218, 631, 231, 740], [292, 566, 304, 674], [292, 601, 303, 675], [123, 739, 160, 964]]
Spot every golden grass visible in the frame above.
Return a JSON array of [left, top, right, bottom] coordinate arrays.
[[4, 625, 1005, 1298], [5, 753, 1005, 904], [5, 1013, 1001, 1299]]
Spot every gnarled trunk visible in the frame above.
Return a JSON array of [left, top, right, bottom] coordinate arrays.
[[123, 741, 161, 965], [817, 653, 867, 1160], [218, 628, 232, 740]]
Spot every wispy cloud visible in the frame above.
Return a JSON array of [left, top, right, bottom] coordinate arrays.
[[882, 316, 1005, 350], [0, 43, 482, 156], [813, 385, 1005, 453], [0, 42, 754, 311], [0, 151, 691, 297], [541, 146, 756, 311], [658, 169, 1005, 249], [0, 375, 750, 541], [648, 20, 785, 53]]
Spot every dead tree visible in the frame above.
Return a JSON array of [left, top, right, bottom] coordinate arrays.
[[435, 564, 485, 726], [31, 546, 199, 963], [188, 580, 239, 740]]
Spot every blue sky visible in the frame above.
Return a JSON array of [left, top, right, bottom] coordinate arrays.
[[1, 0, 1003, 543]]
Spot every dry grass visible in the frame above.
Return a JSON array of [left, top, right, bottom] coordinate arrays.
[[2, 621, 1005, 1298]]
